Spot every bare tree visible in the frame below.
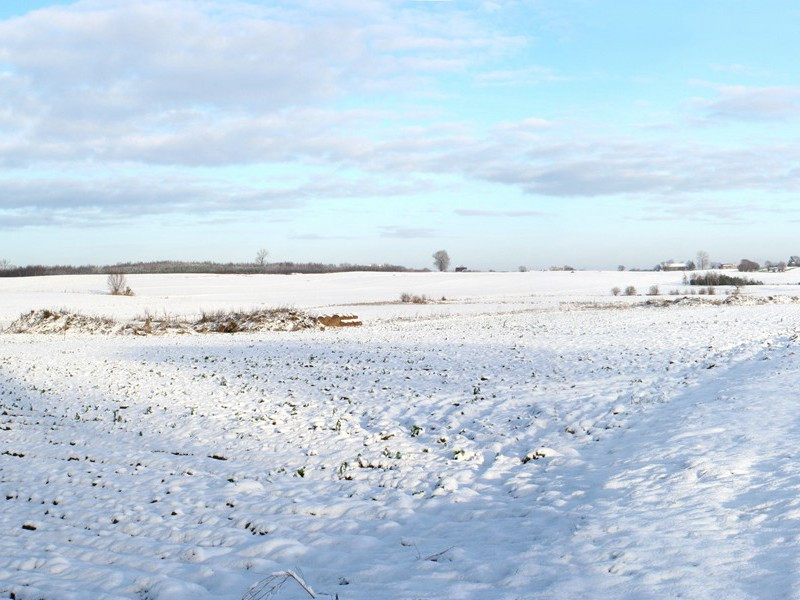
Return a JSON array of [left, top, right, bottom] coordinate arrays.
[[696, 250, 709, 270], [518, 265, 528, 272], [254, 248, 269, 267], [0, 259, 11, 271], [432, 250, 450, 272], [107, 272, 133, 296]]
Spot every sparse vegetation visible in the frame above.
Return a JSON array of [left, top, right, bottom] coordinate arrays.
[[611, 286, 621, 296], [400, 292, 429, 304], [648, 285, 659, 296], [8, 307, 321, 335], [624, 285, 637, 296]]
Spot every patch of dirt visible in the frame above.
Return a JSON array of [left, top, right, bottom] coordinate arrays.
[[317, 314, 362, 327]]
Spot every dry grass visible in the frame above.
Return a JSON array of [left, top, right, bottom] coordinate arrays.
[[7, 307, 322, 335]]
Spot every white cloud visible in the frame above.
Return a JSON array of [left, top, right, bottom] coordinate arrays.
[[696, 85, 800, 121], [455, 209, 546, 217], [2, 0, 799, 232]]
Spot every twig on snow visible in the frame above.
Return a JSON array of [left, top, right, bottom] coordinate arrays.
[[242, 569, 316, 600]]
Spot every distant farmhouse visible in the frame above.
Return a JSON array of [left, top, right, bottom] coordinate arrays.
[[656, 260, 694, 271]]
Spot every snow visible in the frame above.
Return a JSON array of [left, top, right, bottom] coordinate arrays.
[[2, 270, 800, 598]]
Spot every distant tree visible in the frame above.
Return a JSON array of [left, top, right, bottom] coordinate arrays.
[[624, 285, 637, 296], [765, 260, 787, 273], [107, 272, 133, 296], [686, 260, 696, 271], [738, 259, 760, 272], [254, 248, 269, 267], [696, 250, 709, 270], [518, 265, 528, 272], [0, 259, 11, 270], [611, 286, 621, 296], [617, 265, 626, 271], [789, 256, 800, 267], [432, 250, 450, 272]]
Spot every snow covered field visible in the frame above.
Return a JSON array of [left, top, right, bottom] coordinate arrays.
[[3, 271, 800, 599]]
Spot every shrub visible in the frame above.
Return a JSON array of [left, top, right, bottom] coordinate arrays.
[[400, 292, 428, 304], [611, 286, 621, 296], [107, 272, 133, 296], [624, 285, 637, 296], [647, 285, 659, 296], [689, 273, 762, 286]]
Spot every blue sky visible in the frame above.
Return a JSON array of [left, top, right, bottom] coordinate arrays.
[[1, 0, 799, 270]]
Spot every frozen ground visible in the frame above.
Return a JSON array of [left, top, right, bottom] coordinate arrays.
[[2, 271, 800, 599]]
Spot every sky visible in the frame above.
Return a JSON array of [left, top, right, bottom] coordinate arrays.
[[1, 0, 799, 271]]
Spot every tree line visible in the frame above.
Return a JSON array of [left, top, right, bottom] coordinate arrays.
[[0, 260, 410, 278]]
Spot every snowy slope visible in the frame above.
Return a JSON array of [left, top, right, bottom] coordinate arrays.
[[2, 272, 800, 598]]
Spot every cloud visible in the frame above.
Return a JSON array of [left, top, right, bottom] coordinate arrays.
[[474, 66, 566, 86], [380, 226, 438, 238], [0, 0, 524, 170], [289, 233, 357, 240], [0, 172, 436, 227], [455, 209, 546, 217], [2, 0, 800, 233], [698, 85, 800, 122]]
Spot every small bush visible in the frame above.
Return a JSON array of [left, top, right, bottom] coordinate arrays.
[[611, 286, 621, 296], [107, 272, 133, 296], [707, 286, 716, 295], [624, 285, 637, 296], [647, 285, 659, 296], [400, 292, 428, 304]]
